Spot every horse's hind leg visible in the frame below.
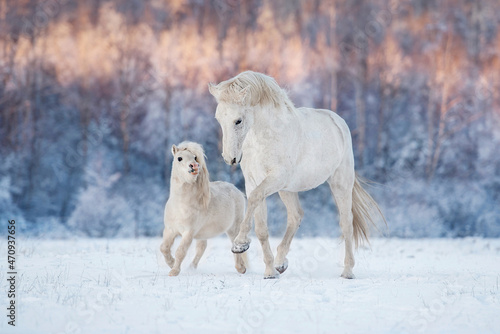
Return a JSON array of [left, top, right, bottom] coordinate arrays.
[[226, 228, 247, 274], [328, 170, 356, 279], [275, 191, 304, 274], [190, 240, 207, 269], [160, 228, 177, 268]]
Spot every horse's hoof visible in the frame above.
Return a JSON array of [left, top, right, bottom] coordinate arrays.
[[264, 274, 279, 279], [232, 243, 250, 254], [264, 270, 280, 279], [275, 258, 288, 274], [236, 267, 246, 274], [340, 271, 355, 279]]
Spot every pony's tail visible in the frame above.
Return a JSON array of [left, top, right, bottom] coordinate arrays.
[[351, 174, 387, 248]]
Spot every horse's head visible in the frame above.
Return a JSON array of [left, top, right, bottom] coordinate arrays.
[[209, 71, 288, 166], [209, 77, 256, 166], [213, 102, 253, 166]]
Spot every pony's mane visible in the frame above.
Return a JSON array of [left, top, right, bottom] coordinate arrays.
[[176, 141, 211, 208], [210, 71, 295, 111]]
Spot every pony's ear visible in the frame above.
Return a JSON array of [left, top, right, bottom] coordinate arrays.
[[208, 83, 219, 100], [171, 144, 178, 156]]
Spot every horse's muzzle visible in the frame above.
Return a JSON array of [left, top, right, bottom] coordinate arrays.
[[222, 153, 242, 166], [230, 155, 242, 166]]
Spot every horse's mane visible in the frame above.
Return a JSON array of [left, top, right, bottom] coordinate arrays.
[[176, 141, 211, 208], [209, 71, 296, 111]]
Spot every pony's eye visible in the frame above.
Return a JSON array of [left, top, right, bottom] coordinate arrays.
[[235, 119, 242, 125], [177, 157, 183, 162], [194, 156, 198, 161]]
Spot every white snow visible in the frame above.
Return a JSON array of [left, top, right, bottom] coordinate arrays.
[[1, 237, 499, 334]]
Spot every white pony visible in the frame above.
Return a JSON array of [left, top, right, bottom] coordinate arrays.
[[160, 141, 247, 276], [209, 71, 385, 279]]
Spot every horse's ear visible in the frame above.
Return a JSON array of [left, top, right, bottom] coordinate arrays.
[[208, 83, 219, 100], [171, 144, 178, 156]]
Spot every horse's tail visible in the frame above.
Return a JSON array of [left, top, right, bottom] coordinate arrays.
[[351, 173, 386, 248]]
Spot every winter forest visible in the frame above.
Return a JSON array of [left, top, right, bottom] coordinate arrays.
[[1, 0, 499, 238]]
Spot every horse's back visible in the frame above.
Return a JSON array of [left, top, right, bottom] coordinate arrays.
[[279, 107, 351, 192], [296, 107, 350, 138]]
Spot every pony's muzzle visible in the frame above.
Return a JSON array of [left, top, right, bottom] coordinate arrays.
[[189, 163, 200, 175]]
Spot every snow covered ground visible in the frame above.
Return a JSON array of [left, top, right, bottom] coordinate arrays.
[[1, 237, 499, 334]]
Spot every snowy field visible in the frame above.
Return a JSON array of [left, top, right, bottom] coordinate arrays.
[[1, 237, 499, 334]]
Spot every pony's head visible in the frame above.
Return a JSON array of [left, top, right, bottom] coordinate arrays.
[[209, 71, 290, 165], [171, 141, 210, 207]]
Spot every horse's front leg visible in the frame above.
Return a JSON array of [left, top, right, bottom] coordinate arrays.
[[232, 175, 286, 254], [169, 230, 194, 276], [275, 191, 304, 274], [254, 201, 279, 278]]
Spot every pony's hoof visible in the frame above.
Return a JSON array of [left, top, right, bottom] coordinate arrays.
[[275, 258, 288, 274], [340, 271, 355, 279], [236, 266, 246, 274], [168, 269, 180, 276], [232, 243, 250, 254]]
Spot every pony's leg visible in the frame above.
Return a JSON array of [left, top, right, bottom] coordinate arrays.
[[328, 172, 356, 279], [169, 230, 194, 277], [274, 191, 304, 274], [190, 240, 207, 269], [232, 175, 285, 254], [160, 228, 177, 268], [254, 201, 279, 279], [226, 229, 247, 274]]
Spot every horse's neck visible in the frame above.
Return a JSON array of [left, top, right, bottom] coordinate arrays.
[[251, 104, 299, 138]]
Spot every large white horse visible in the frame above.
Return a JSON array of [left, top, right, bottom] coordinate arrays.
[[160, 141, 247, 276], [209, 71, 385, 279]]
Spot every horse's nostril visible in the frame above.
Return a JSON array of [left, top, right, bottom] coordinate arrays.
[[189, 164, 193, 168], [231, 158, 236, 165]]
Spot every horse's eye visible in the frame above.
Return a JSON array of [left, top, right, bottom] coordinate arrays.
[[177, 157, 182, 162], [194, 156, 198, 161], [235, 119, 242, 125]]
